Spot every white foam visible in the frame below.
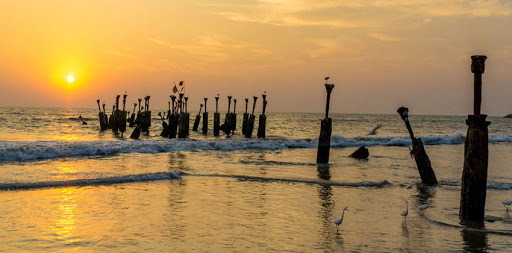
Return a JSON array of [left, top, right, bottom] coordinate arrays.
[[0, 132, 510, 162]]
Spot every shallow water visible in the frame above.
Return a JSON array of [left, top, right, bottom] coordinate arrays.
[[1, 108, 512, 252]]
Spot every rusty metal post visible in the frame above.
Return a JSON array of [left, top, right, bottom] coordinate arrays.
[[397, 107, 437, 185], [460, 55, 490, 222], [317, 84, 334, 164]]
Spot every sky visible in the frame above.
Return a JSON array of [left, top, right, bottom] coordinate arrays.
[[0, 0, 511, 115]]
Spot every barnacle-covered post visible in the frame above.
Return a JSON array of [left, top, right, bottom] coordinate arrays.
[[397, 107, 437, 185], [257, 94, 267, 138], [460, 55, 490, 223], [214, 96, 220, 136], [202, 97, 208, 135], [316, 83, 334, 164]]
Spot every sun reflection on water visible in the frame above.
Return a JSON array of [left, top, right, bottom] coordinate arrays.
[[52, 188, 77, 241]]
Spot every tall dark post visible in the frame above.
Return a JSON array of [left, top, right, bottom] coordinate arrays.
[[202, 98, 208, 134], [231, 99, 237, 133], [178, 94, 187, 138], [257, 94, 267, 138], [97, 99, 108, 131], [460, 55, 490, 223], [317, 84, 334, 164], [184, 97, 190, 136], [244, 96, 258, 138], [242, 98, 249, 135], [129, 103, 136, 127], [397, 107, 437, 185], [112, 95, 121, 134], [169, 95, 178, 138], [214, 96, 220, 136], [193, 104, 203, 131], [119, 94, 128, 136]]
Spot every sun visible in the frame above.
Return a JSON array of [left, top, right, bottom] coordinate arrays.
[[67, 75, 74, 83]]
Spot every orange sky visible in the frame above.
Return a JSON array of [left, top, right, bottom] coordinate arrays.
[[0, 0, 511, 115]]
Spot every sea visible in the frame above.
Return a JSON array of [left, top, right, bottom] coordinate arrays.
[[1, 107, 512, 252]]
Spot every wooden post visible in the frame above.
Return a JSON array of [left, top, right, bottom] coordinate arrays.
[[397, 107, 438, 185], [97, 99, 107, 131], [214, 96, 220, 136], [242, 98, 249, 135], [158, 112, 170, 137], [169, 95, 178, 138], [112, 95, 121, 134], [128, 103, 136, 127], [317, 84, 334, 164], [460, 55, 490, 222], [244, 96, 258, 138], [184, 97, 190, 136], [202, 98, 208, 135], [193, 104, 203, 131], [119, 94, 128, 136], [257, 94, 267, 138]]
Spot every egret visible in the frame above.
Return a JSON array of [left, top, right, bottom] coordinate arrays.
[[401, 200, 408, 220], [334, 207, 348, 233], [419, 200, 431, 213], [503, 200, 512, 211], [366, 125, 382, 135]]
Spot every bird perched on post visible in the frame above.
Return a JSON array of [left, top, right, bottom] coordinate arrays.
[[334, 207, 348, 233], [503, 200, 512, 211], [419, 200, 430, 213], [401, 200, 408, 220]]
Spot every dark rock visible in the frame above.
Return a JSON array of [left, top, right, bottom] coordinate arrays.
[[349, 146, 369, 159]]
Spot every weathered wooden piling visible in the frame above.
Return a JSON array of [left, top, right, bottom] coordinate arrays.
[[193, 104, 203, 131], [459, 55, 490, 222], [169, 95, 178, 138], [397, 107, 438, 185], [102, 103, 110, 129], [231, 99, 237, 133], [128, 103, 136, 127], [242, 98, 249, 135], [214, 96, 220, 136], [130, 98, 143, 139], [257, 94, 267, 138], [159, 112, 170, 137], [202, 98, 208, 135], [184, 97, 190, 136], [316, 83, 334, 164], [97, 99, 108, 131], [178, 94, 187, 138], [111, 95, 121, 134], [140, 96, 151, 134], [244, 96, 258, 138], [119, 94, 128, 136]]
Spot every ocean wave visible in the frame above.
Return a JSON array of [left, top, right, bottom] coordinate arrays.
[[189, 173, 392, 188], [1, 132, 512, 162], [0, 171, 180, 191]]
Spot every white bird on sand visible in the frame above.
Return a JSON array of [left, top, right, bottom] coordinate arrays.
[[366, 125, 382, 135], [334, 207, 348, 233], [419, 200, 431, 213], [503, 200, 512, 211], [401, 200, 409, 220]]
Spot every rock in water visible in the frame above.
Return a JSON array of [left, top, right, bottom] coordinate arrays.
[[504, 114, 512, 118], [349, 146, 369, 159]]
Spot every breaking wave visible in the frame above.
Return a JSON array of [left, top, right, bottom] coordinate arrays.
[[1, 132, 512, 162], [0, 171, 181, 191]]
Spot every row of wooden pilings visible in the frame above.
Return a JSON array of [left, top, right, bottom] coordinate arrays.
[[316, 55, 490, 225], [97, 92, 268, 139]]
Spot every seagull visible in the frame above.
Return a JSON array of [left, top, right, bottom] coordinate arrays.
[[366, 125, 382, 135], [419, 200, 431, 213], [401, 200, 409, 220], [324, 76, 330, 81], [334, 207, 348, 233], [503, 200, 512, 211]]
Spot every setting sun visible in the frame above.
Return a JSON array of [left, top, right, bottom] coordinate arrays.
[[67, 75, 74, 83]]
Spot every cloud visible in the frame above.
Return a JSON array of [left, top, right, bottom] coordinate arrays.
[[368, 33, 400, 42]]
